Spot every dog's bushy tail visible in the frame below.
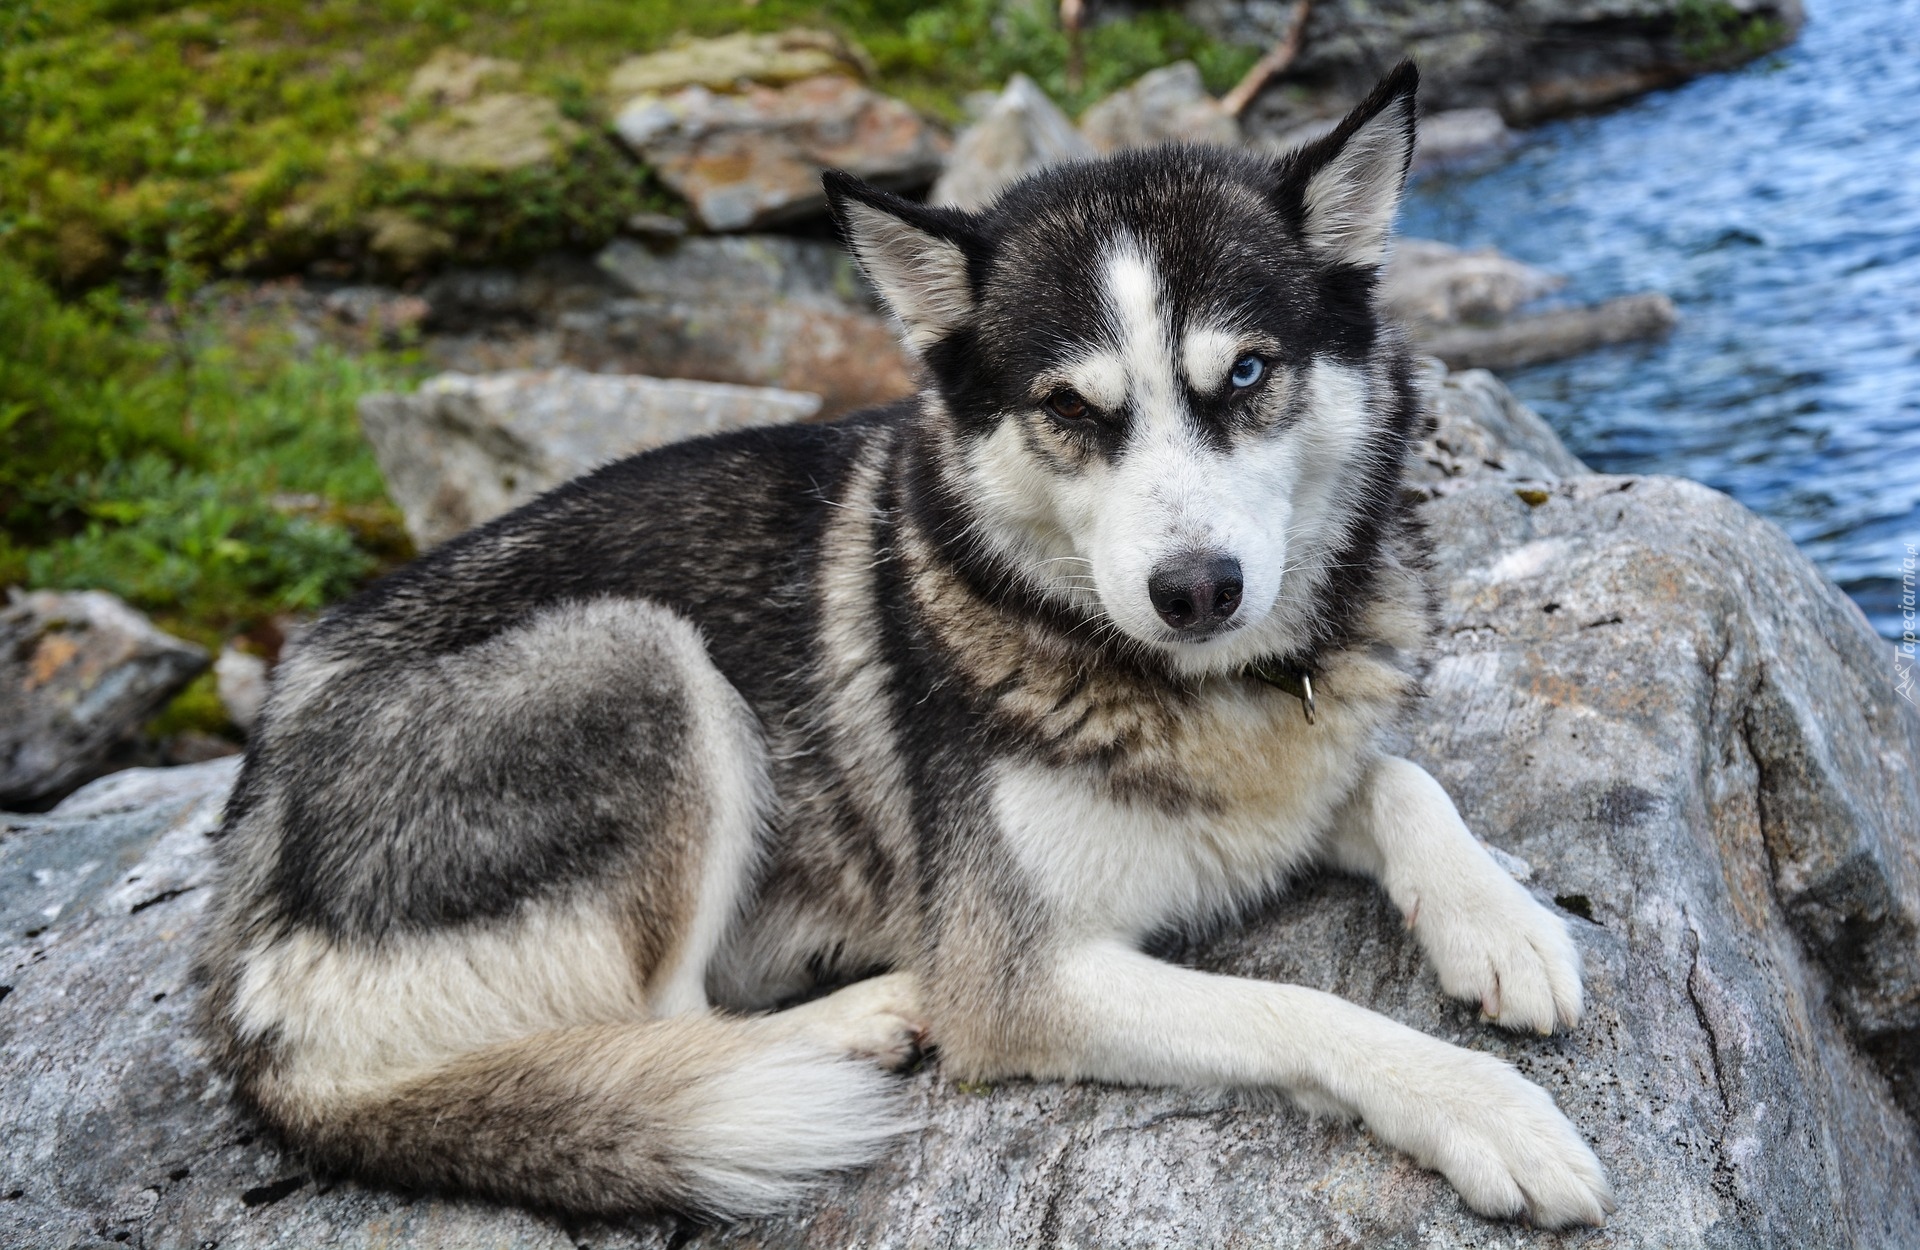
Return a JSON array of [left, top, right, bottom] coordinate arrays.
[[263, 1014, 907, 1217]]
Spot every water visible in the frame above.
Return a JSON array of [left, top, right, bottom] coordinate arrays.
[[1401, 0, 1920, 639]]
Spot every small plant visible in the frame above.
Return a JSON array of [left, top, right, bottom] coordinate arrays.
[[1675, 0, 1787, 65], [0, 256, 417, 647]]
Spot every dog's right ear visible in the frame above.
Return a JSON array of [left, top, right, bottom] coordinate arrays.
[[825, 170, 983, 352], [1271, 60, 1418, 269]]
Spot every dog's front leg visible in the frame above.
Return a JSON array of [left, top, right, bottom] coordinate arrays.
[[1326, 755, 1583, 1034], [975, 941, 1610, 1228]]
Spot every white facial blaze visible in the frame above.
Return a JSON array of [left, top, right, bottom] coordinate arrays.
[[1182, 326, 1240, 394], [1082, 242, 1292, 663]]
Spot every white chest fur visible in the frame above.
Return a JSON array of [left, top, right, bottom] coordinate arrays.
[[990, 681, 1379, 941]]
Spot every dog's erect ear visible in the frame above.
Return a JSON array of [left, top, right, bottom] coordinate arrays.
[[824, 170, 984, 351], [1274, 61, 1418, 268]]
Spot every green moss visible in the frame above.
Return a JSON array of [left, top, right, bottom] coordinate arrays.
[[1, 0, 1258, 287], [1675, 0, 1788, 65], [146, 669, 231, 738]]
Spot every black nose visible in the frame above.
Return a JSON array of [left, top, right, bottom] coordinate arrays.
[[1148, 555, 1243, 633]]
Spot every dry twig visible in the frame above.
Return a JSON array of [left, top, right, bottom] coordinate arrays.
[[1061, 0, 1086, 93], [1220, 0, 1312, 117]]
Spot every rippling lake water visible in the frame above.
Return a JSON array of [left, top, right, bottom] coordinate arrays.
[[1401, 0, 1919, 638]]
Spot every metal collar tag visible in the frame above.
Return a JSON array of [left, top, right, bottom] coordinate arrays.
[[1246, 660, 1316, 725]]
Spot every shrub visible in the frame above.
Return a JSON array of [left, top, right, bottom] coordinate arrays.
[[0, 256, 415, 645]]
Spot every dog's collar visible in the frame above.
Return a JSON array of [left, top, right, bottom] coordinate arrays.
[[1244, 658, 1317, 725]]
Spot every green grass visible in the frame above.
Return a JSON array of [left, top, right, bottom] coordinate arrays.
[[0, 254, 419, 654]]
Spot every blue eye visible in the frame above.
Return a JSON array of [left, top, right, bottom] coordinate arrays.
[[1229, 355, 1265, 389]]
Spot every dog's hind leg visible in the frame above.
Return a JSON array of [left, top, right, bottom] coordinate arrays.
[[1323, 755, 1583, 1034], [202, 599, 915, 1215]]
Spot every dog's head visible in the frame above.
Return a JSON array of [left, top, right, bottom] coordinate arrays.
[[827, 64, 1420, 676]]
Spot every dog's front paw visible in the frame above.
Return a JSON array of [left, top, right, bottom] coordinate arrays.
[[1374, 1045, 1614, 1229], [782, 972, 928, 1071], [1404, 855, 1583, 1034]]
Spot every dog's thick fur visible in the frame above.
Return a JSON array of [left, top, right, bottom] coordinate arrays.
[[198, 64, 1613, 1227]]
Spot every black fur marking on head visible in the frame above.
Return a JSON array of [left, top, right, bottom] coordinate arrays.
[[828, 71, 1425, 672]]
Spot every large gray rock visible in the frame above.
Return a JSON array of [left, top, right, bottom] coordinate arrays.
[[1418, 291, 1681, 371], [1411, 358, 1593, 486], [0, 590, 209, 808], [358, 368, 822, 548], [1190, 0, 1805, 132], [6, 368, 1917, 1246], [415, 244, 918, 421]]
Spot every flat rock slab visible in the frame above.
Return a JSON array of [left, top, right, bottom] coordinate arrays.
[[6, 373, 1916, 1247], [586, 235, 916, 418], [606, 30, 864, 98], [1418, 293, 1681, 372], [0, 590, 209, 808], [614, 76, 948, 232], [398, 92, 584, 173], [358, 368, 822, 548]]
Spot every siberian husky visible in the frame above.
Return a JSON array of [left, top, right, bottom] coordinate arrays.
[[198, 62, 1613, 1228]]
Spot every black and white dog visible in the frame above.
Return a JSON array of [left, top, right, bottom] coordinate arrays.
[[198, 62, 1613, 1228]]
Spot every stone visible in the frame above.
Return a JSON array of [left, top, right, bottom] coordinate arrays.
[[929, 73, 1089, 211], [400, 92, 584, 173], [0, 590, 209, 809], [1411, 106, 1512, 172], [621, 211, 689, 240], [613, 76, 948, 231], [584, 235, 916, 418], [321, 286, 431, 339], [405, 48, 523, 107], [357, 368, 822, 548], [1409, 357, 1592, 487], [1078, 61, 1240, 154], [1385, 240, 1678, 371], [1190, 0, 1806, 133], [6, 370, 1917, 1245], [363, 209, 455, 273], [1418, 291, 1680, 371], [1385, 238, 1566, 329], [416, 242, 916, 420], [214, 646, 268, 736], [606, 29, 865, 98]]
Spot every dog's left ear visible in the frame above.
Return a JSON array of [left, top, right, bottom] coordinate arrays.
[[825, 170, 984, 351], [1274, 61, 1418, 268]]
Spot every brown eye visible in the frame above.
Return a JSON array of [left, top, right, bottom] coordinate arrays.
[[1046, 389, 1091, 421]]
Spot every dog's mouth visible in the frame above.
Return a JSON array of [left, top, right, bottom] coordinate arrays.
[[1160, 619, 1247, 645]]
